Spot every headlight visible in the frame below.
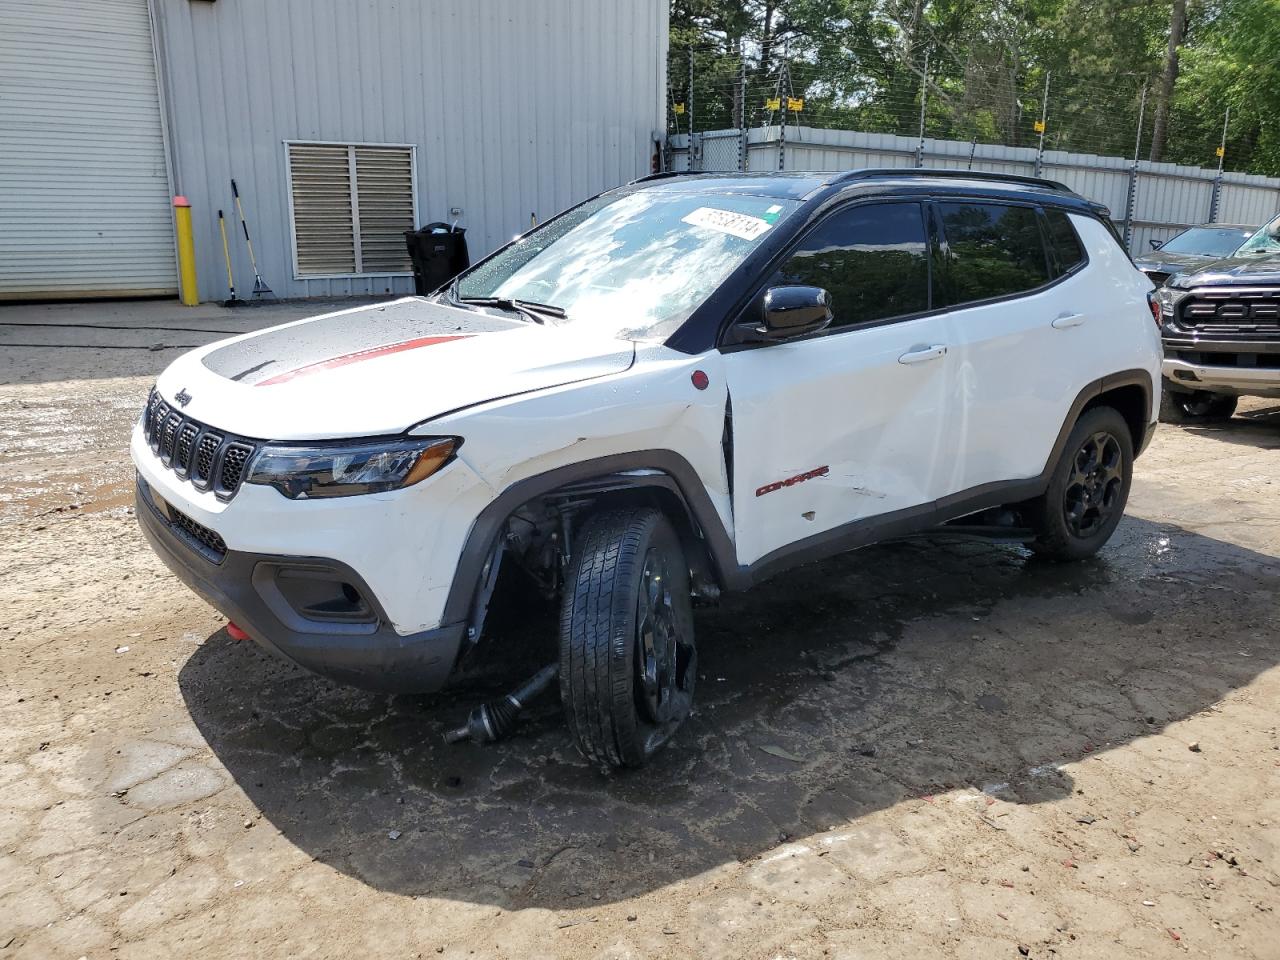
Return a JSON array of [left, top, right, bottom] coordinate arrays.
[[1156, 285, 1177, 318], [245, 436, 459, 499]]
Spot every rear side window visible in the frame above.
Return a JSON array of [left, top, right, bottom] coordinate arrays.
[[1045, 209, 1086, 274], [936, 202, 1050, 306], [770, 202, 930, 329]]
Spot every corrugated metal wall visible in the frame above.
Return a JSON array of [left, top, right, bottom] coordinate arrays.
[[0, 0, 176, 299], [151, 0, 668, 302], [673, 127, 1280, 254]]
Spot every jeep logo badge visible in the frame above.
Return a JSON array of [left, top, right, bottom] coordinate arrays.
[[175, 388, 192, 407]]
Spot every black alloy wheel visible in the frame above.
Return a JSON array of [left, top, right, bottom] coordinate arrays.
[[1027, 406, 1133, 561], [1062, 431, 1124, 538], [635, 545, 697, 728]]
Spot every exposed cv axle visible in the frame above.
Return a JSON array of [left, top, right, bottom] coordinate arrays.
[[444, 663, 559, 745]]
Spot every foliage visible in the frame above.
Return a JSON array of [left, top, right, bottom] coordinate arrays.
[[670, 0, 1280, 175]]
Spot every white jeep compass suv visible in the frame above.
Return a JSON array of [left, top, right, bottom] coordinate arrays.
[[133, 169, 1162, 768]]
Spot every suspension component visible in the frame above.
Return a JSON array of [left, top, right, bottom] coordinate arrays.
[[444, 663, 558, 745]]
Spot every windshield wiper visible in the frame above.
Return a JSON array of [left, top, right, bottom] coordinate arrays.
[[457, 296, 567, 324]]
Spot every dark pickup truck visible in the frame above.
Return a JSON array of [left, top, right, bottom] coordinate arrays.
[[1156, 251, 1280, 422]]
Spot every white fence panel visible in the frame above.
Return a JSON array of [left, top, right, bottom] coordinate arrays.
[[1217, 175, 1280, 226]]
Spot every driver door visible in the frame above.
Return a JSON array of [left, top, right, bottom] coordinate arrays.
[[722, 200, 955, 567]]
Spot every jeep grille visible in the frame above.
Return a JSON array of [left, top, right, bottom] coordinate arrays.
[[141, 388, 258, 500]]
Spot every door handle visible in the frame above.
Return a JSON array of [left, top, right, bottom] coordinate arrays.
[[898, 344, 948, 365], [1051, 312, 1086, 329]]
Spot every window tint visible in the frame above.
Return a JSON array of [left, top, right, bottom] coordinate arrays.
[[1045, 209, 1086, 273], [771, 202, 929, 328], [937, 202, 1050, 305]]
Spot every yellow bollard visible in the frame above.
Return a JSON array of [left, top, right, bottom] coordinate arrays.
[[173, 196, 199, 306]]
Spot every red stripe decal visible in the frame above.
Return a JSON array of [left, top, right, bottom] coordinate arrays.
[[256, 335, 472, 386]]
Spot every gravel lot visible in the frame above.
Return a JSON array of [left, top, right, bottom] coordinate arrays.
[[2, 300, 1278, 960]]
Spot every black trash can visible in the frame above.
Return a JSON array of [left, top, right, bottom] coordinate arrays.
[[404, 222, 470, 295]]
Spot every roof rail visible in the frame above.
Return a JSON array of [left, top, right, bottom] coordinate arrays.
[[627, 170, 694, 185], [828, 167, 1074, 194]]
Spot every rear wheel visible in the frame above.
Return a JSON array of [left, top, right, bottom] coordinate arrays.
[[1028, 406, 1133, 561], [1159, 389, 1237, 424], [559, 507, 696, 769]]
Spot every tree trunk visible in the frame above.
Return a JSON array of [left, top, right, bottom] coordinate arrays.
[[760, 3, 776, 80], [1149, 0, 1187, 162]]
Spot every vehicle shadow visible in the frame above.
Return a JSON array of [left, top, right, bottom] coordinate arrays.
[[1176, 401, 1280, 449], [178, 513, 1280, 908]]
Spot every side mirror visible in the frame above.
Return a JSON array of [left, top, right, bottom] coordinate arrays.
[[737, 285, 833, 342], [1149, 239, 1162, 250]]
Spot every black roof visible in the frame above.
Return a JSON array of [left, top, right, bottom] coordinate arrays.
[[631, 168, 1105, 215], [631, 171, 839, 200]]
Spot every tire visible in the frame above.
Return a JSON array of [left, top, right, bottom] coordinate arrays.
[[1159, 389, 1237, 425], [559, 506, 696, 769], [1028, 406, 1133, 561]]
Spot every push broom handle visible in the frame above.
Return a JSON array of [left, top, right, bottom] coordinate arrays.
[[218, 210, 235, 291], [230, 179, 262, 275]]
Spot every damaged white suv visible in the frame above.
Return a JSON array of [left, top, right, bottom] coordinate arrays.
[[134, 169, 1161, 768]]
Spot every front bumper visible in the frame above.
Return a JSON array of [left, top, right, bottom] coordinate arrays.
[[136, 478, 465, 693], [1162, 358, 1280, 398]]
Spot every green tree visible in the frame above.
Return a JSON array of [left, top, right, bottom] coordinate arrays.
[[668, 0, 1280, 176]]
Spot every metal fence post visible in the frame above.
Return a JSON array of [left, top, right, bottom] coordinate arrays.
[[915, 51, 929, 168], [738, 52, 748, 172], [778, 62, 788, 171], [1123, 166, 1139, 252], [1034, 71, 1050, 178], [1208, 107, 1229, 222], [687, 44, 696, 171], [1123, 86, 1147, 252]]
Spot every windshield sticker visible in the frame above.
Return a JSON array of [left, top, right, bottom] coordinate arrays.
[[682, 207, 773, 241]]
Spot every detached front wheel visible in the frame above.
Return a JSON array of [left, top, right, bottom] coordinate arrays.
[[1028, 406, 1133, 561], [559, 507, 696, 769]]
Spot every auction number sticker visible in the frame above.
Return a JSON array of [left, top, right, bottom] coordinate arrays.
[[682, 206, 773, 241]]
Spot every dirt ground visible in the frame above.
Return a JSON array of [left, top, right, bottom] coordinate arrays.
[[2, 299, 1278, 960]]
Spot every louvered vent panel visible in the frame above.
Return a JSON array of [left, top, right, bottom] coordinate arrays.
[[354, 146, 414, 272], [288, 144, 356, 275]]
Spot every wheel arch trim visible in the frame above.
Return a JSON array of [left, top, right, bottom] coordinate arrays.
[[439, 451, 742, 629]]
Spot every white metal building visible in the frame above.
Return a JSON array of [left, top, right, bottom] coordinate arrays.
[[0, 0, 669, 301]]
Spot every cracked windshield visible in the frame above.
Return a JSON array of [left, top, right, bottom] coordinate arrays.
[[456, 190, 800, 340]]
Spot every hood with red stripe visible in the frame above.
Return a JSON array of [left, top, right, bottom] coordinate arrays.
[[155, 298, 636, 440]]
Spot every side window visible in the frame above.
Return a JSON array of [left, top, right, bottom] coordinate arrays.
[[936, 202, 1050, 306], [771, 202, 930, 329], [1044, 208, 1086, 274]]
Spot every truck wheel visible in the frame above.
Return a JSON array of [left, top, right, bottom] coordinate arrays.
[[559, 507, 696, 769], [1028, 406, 1133, 561], [1159, 389, 1237, 425]]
